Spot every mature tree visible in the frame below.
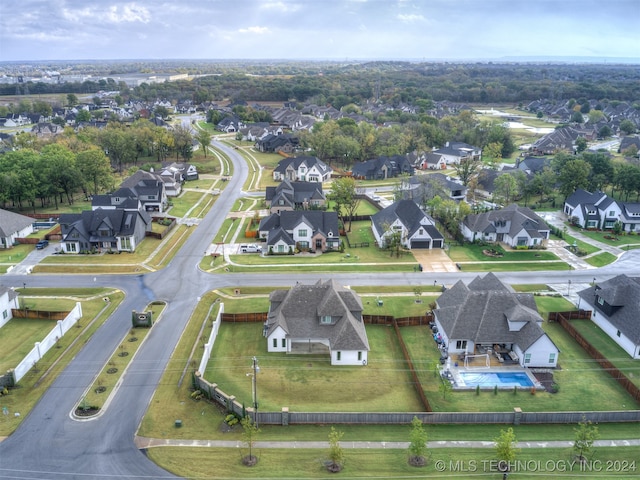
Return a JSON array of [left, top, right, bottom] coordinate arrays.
[[40, 143, 79, 207], [571, 111, 584, 123], [483, 142, 503, 169], [558, 159, 591, 200], [328, 177, 362, 232], [575, 137, 588, 153], [532, 167, 557, 203], [573, 416, 599, 463], [76, 109, 91, 123], [493, 173, 519, 205], [494, 427, 519, 475], [619, 119, 636, 135], [99, 123, 136, 172], [195, 129, 212, 158], [598, 125, 612, 139], [172, 125, 193, 161], [0, 150, 39, 210], [66, 93, 78, 106], [451, 158, 482, 186], [76, 147, 114, 196], [154, 105, 171, 120], [588, 110, 605, 124], [326, 426, 345, 473], [583, 152, 614, 192], [240, 416, 260, 466], [408, 416, 429, 466]]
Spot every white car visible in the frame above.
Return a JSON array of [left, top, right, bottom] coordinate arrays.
[[240, 244, 262, 253]]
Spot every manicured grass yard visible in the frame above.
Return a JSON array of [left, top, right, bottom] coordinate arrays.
[[584, 251, 618, 267], [204, 323, 422, 412], [168, 191, 208, 217], [448, 243, 558, 262]]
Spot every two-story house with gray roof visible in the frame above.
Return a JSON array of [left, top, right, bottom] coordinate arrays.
[[259, 210, 340, 254], [577, 275, 640, 359], [264, 279, 370, 366], [265, 179, 326, 214], [432, 142, 482, 165], [273, 156, 332, 183], [371, 199, 444, 250], [434, 273, 559, 367], [461, 204, 549, 248], [563, 189, 640, 232]]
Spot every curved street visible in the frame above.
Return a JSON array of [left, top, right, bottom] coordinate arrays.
[[1, 142, 640, 479]]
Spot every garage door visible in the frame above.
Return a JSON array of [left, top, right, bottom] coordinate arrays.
[[432, 239, 443, 248], [411, 240, 431, 249]]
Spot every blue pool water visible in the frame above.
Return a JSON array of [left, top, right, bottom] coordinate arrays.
[[459, 371, 534, 388]]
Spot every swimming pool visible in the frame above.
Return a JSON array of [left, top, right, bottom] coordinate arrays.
[[458, 371, 535, 388]]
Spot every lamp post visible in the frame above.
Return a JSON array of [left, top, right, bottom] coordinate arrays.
[[568, 279, 572, 299], [247, 356, 259, 427]]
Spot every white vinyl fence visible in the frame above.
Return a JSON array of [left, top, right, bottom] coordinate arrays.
[[13, 302, 83, 382], [198, 302, 224, 375]]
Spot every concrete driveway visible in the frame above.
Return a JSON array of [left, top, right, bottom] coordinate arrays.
[[410, 248, 459, 273]]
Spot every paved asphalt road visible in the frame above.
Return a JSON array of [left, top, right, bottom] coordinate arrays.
[[1, 142, 640, 479]]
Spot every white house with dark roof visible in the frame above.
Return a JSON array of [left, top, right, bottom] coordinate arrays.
[[0, 209, 34, 249], [577, 275, 640, 359], [273, 156, 332, 183], [564, 189, 640, 232], [461, 204, 550, 248], [264, 279, 370, 366], [371, 199, 444, 249], [259, 210, 340, 253], [0, 285, 19, 328], [433, 273, 559, 368], [432, 141, 482, 165]]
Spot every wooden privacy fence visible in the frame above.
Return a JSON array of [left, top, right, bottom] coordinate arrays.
[[393, 320, 432, 412], [222, 312, 268, 323], [11, 309, 70, 320], [551, 311, 640, 403], [221, 312, 433, 326]]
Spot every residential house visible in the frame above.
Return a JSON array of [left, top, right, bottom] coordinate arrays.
[[216, 116, 245, 132], [400, 173, 467, 203], [577, 275, 640, 359], [258, 210, 340, 253], [432, 142, 482, 165], [265, 179, 326, 214], [461, 204, 550, 248], [118, 170, 168, 210], [264, 279, 370, 366], [273, 156, 332, 183], [0, 285, 19, 328], [433, 273, 560, 367], [351, 155, 414, 180], [562, 189, 639, 231], [59, 202, 151, 253], [256, 133, 299, 154], [530, 126, 589, 155], [371, 199, 444, 249], [514, 156, 552, 175], [0, 209, 34, 249], [31, 122, 64, 138]]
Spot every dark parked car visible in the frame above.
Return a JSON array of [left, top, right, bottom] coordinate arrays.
[[36, 240, 49, 249]]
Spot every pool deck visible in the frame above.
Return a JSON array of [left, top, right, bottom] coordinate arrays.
[[443, 364, 544, 390]]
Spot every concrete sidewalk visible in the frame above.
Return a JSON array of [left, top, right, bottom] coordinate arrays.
[[135, 435, 640, 450]]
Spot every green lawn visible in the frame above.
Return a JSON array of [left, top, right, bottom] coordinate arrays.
[[448, 244, 558, 262], [168, 191, 209, 217], [584, 252, 618, 267], [203, 323, 422, 412], [568, 319, 640, 389], [570, 227, 640, 248]]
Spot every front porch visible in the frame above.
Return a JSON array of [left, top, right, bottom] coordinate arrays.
[[452, 344, 520, 368]]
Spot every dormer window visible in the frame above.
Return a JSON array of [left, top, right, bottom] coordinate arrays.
[[320, 315, 332, 324]]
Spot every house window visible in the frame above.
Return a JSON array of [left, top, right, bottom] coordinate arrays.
[[608, 210, 616, 217], [67, 243, 77, 252], [517, 237, 527, 246], [298, 229, 307, 237], [357, 351, 362, 361], [273, 338, 277, 348], [320, 315, 332, 324], [100, 230, 109, 237], [282, 338, 286, 348], [337, 351, 341, 361], [455, 340, 467, 350], [278, 199, 284, 205], [2, 310, 7, 319], [548, 353, 556, 364], [616, 330, 621, 337], [524, 353, 531, 364], [597, 297, 604, 306], [419, 228, 424, 235]]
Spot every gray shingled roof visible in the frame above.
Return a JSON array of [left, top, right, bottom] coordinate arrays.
[[266, 279, 369, 351], [0, 209, 33, 237], [462, 204, 549, 238], [371, 199, 440, 239], [577, 275, 640, 344], [435, 273, 554, 352]]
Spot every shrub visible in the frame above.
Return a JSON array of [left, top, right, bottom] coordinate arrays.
[[190, 390, 203, 400], [476, 385, 480, 396], [550, 383, 560, 394], [494, 385, 498, 395], [225, 413, 239, 426]]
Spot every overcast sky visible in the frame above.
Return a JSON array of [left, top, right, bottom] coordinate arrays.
[[1, 0, 638, 62]]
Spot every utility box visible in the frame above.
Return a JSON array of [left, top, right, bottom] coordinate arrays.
[[132, 310, 153, 328]]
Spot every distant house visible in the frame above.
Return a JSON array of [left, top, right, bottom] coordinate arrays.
[[273, 156, 332, 183], [514, 156, 552, 175], [117, 170, 168, 210], [371, 199, 444, 249], [216, 116, 245, 133], [59, 202, 151, 253], [433, 142, 482, 165], [0, 285, 19, 328], [400, 173, 467, 203], [265, 179, 326, 214], [563, 189, 640, 232], [259, 210, 340, 253], [461, 204, 550, 248], [530, 126, 587, 155], [433, 273, 560, 368], [0, 209, 34, 249], [264, 279, 370, 366], [577, 275, 640, 359], [255, 133, 299, 154], [351, 155, 414, 180]]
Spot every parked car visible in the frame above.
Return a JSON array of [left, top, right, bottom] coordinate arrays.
[[239, 243, 262, 253], [36, 240, 49, 249]]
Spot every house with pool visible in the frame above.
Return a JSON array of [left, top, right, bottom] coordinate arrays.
[[433, 273, 559, 369]]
